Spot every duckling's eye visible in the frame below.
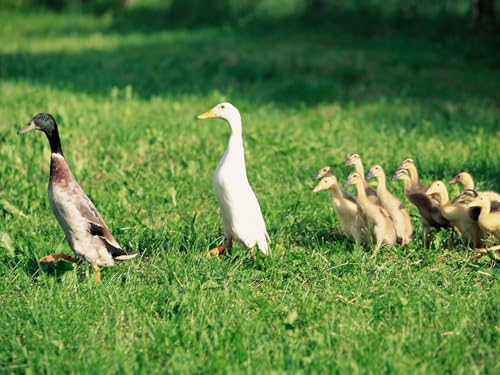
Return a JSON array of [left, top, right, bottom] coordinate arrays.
[[221, 105, 225, 109]]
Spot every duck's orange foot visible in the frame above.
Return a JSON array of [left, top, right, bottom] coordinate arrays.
[[39, 253, 81, 264], [206, 246, 224, 258]]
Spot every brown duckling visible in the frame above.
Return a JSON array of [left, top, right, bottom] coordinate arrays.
[[313, 173, 370, 245], [392, 168, 451, 246], [426, 181, 484, 248], [449, 172, 500, 202], [367, 165, 413, 245], [345, 172, 396, 258], [345, 153, 378, 204], [397, 157, 428, 192]]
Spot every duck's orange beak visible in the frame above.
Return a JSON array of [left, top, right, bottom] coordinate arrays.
[[197, 109, 216, 119]]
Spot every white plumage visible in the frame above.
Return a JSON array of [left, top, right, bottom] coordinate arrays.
[[198, 102, 270, 255]]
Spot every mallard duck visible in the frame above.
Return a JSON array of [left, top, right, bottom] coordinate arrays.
[[426, 181, 484, 248], [345, 172, 396, 258], [17, 113, 137, 282], [345, 153, 378, 204], [449, 172, 500, 201], [367, 165, 412, 245], [313, 170, 369, 245], [197, 102, 270, 256]]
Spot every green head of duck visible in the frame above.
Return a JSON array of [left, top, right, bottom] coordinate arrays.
[[18, 112, 63, 155]]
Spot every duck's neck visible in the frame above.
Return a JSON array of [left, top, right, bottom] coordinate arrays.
[[437, 188, 450, 206], [407, 164, 419, 186], [462, 174, 474, 190], [354, 162, 367, 187], [375, 173, 387, 194], [328, 183, 343, 199], [223, 114, 245, 166], [478, 201, 491, 220], [354, 180, 368, 204], [44, 126, 63, 156], [401, 177, 412, 193]]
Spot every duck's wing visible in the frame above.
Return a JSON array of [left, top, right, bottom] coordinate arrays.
[[468, 206, 481, 221], [491, 201, 500, 212], [69, 183, 124, 256], [379, 206, 392, 220], [407, 192, 433, 221]]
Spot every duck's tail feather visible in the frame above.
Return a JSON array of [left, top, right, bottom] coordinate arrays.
[[257, 235, 270, 256], [114, 253, 139, 261]]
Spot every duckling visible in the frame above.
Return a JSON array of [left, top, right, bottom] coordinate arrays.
[[426, 181, 484, 248], [392, 168, 451, 246], [17, 113, 137, 282], [449, 172, 500, 201], [314, 165, 333, 179], [345, 153, 378, 204], [197, 102, 270, 257], [367, 165, 413, 245], [345, 172, 396, 258], [314, 165, 356, 201], [313, 173, 369, 245], [397, 157, 428, 192], [454, 189, 500, 207], [468, 195, 500, 239]]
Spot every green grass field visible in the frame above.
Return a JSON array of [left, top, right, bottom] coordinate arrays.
[[0, 4, 499, 374]]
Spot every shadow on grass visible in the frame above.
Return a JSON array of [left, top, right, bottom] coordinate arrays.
[[1, 5, 498, 111], [23, 258, 77, 281]]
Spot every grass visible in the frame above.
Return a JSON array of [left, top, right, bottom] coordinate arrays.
[[0, 4, 499, 374]]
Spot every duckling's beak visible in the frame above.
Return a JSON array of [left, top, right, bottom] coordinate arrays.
[[312, 183, 322, 193], [366, 171, 374, 180], [425, 188, 434, 196], [17, 121, 37, 135], [391, 173, 399, 181], [345, 160, 352, 166], [197, 109, 216, 120], [314, 173, 322, 180], [344, 179, 352, 187], [448, 176, 457, 184]]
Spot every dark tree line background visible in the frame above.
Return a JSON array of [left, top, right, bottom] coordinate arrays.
[[1, 0, 496, 32]]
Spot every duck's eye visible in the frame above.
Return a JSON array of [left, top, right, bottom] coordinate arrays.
[[221, 105, 225, 109]]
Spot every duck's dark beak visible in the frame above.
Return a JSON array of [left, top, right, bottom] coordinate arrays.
[[17, 121, 36, 135], [366, 171, 374, 180]]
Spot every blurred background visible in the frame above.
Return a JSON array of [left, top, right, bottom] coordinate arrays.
[[2, 0, 497, 31]]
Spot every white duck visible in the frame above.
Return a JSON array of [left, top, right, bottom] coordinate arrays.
[[197, 102, 270, 256]]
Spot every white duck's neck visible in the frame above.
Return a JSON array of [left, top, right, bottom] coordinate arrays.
[[222, 113, 246, 168]]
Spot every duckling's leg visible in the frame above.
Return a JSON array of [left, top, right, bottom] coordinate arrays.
[[370, 242, 382, 259], [207, 239, 233, 257], [422, 224, 430, 248], [39, 253, 81, 264], [93, 264, 101, 283]]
